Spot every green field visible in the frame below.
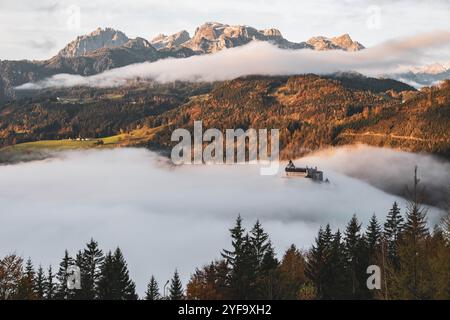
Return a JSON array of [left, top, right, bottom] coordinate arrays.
[[0, 126, 162, 163], [0, 135, 125, 153]]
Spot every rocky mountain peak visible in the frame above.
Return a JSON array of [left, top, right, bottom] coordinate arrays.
[[410, 62, 450, 75], [180, 22, 308, 53], [192, 22, 226, 41], [58, 27, 130, 58], [331, 34, 364, 51], [150, 30, 190, 50], [61, 23, 364, 57], [307, 34, 364, 51], [261, 28, 283, 38], [123, 37, 153, 50]]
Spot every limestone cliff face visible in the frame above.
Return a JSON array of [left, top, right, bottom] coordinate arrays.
[[58, 27, 130, 57], [177, 22, 310, 53], [307, 34, 365, 51], [150, 30, 191, 50], [150, 23, 366, 54]]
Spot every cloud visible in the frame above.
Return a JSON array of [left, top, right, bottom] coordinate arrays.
[[16, 31, 450, 90], [28, 38, 57, 52], [299, 144, 450, 206], [0, 146, 446, 295]]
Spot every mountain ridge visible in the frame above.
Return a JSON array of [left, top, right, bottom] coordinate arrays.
[[391, 62, 450, 87], [58, 27, 130, 58], [2, 75, 448, 162], [150, 22, 364, 53], [0, 23, 367, 102]]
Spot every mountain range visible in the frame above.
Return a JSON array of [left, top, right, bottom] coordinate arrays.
[[392, 62, 450, 87], [150, 22, 364, 53], [1, 22, 448, 103], [0, 22, 365, 102]]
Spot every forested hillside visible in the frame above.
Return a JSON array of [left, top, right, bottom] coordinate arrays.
[[1, 75, 449, 160], [146, 75, 449, 159]]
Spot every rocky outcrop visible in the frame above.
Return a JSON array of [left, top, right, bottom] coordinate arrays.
[[122, 37, 153, 50], [307, 34, 364, 51], [150, 30, 191, 50], [58, 27, 130, 57], [177, 22, 310, 53], [149, 23, 366, 54]]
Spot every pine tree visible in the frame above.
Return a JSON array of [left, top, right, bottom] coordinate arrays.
[[323, 224, 333, 243], [384, 202, 404, 266], [221, 215, 254, 299], [97, 251, 114, 299], [250, 220, 270, 269], [77, 238, 104, 299], [327, 230, 349, 299], [427, 228, 450, 299], [399, 199, 430, 298], [25, 258, 35, 282], [56, 250, 74, 300], [112, 248, 137, 300], [238, 233, 259, 299], [35, 265, 46, 299], [260, 241, 278, 272], [45, 265, 56, 300], [221, 215, 245, 269], [320, 225, 348, 299], [366, 214, 382, 260], [169, 270, 184, 300], [306, 225, 333, 298], [145, 276, 160, 300], [344, 215, 366, 298], [256, 241, 279, 299], [391, 167, 431, 299], [384, 202, 403, 241], [246, 220, 278, 299], [404, 166, 429, 240], [72, 251, 84, 299], [97, 248, 137, 300], [306, 227, 325, 297], [404, 204, 429, 240]]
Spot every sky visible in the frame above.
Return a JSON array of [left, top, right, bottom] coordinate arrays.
[[0, 146, 447, 295], [1, 0, 449, 60]]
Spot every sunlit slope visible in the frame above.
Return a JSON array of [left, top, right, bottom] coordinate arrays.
[[0, 126, 162, 162]]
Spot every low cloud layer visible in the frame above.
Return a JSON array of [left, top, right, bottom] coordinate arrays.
[[300, 145, 450, 206], [17, 31, 450, 90], [0, 146, 446, 295]]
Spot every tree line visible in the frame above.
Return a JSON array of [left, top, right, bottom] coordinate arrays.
[[1, 177, 449, 300]]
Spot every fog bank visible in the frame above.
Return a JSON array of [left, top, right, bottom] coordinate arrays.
[[300, 145, 450, 206], [0, 146, 446, 295]]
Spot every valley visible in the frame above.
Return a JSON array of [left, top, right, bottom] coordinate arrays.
[[0, 3, 449, 301]]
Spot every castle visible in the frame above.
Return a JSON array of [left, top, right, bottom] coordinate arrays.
[[285, 160, 324, 182]]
